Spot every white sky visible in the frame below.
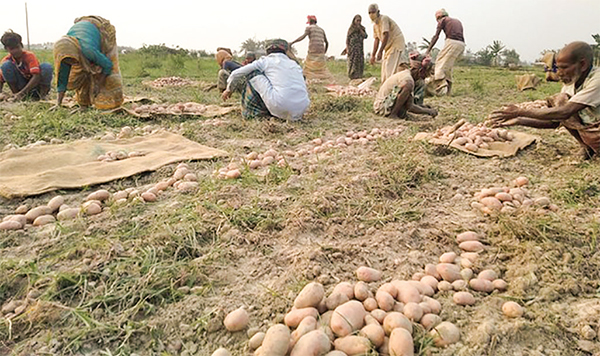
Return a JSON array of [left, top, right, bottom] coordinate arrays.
[[3, 0, 599, 62]]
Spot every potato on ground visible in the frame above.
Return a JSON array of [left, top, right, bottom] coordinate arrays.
[[330, 300, 366, 337], [290, 329, 331, 356], [383, 312, 412, 335], [389, 328, 414, 356], [261, 324, 290, 356], [430, 322, 460, 347], [359, 323, 385, 348], [284, 307, 319, 328], [333, 335, 371, 356], [223, 307, 249, 332], [356, 266, 382, 282]]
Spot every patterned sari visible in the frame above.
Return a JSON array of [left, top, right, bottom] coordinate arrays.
[[346, 17, 367, 79], [53, 16, 123, 109]]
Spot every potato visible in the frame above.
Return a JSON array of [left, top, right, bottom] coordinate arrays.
[[460, 258, 473, 269], [456, 232, 479, 244], [330, 300, 366, 337], [377, 283, 398, 299], [469, 278, 494, 293], [389, 328, 414, 356], [478, 269, 498, 281], [113, 191, 129, 200], [514, 176, 529, 187], [461, 252, 479, 263], [284, 307, 319, 328], [534, 197, 550, 207], [393, 302, 404, 312], [437, 281, 452, 291], [354, 282, 372, 301], [459, 241, 484, 253], [261, 324, 290, 356], [408, 280, 434, 297], [325, 292, 349, 311], [290, 316, 317, 345], [363, 297, 378, 311], [403, 302, 423, 322], [262, 156, 275, 166], [430, 322, 460, 347], [375, 290, 395, 311], [423, 296, 442, 315], [420, 275, 438, 291], [333, 335, 370, 356], [465, 143, 479, 152], [502, 301, 524, 318], [294, 282, 324, 309], [451, 280, 467, 291], [436, 264, 461, 283], [249, 332, 266, 351], [84, 202, 102, 215], [419, 301, 431, 314], [495, 192, 512, 202], [392, 281, 422, 304], [480, 197, 502, 211], [15, 205, 28, 214], [360, 324, 385, 348], [383, 312, 412, 335], [25, 206, 52, 223], [378, 337, 390, 356], [371, 309, 387, 324], [0, 220, 22, 230], [364, 314, 379, 326], [356, 266, 382, 282], [320, 310, 334, 327], [173, 167, 190, 180], [317, 299, 328, 314], [492, 279, 508, 291], [324, 351, 348, 356], [291, 329, 331, 356], [141, 192, 157, 202], [6, 215, 27, 227], [332, 282, 355, 300], [420, 314, 442, 330], [223, 307, 249, 332], [226, 169, 241, 179], [211, 348, 231, 356], [460, 268, 474, 281], [47, 196, 65, 212], [411, 272, 425, 281], [439, 252, 457, 263], [176, 182, 199, 192], [86, 189, 110, 202], [453, 291, 476, 306], [33, 215, 56, 227], [454, 137, 468, 145], [57, 208, 80, 221], [424, 264, 441, 280]]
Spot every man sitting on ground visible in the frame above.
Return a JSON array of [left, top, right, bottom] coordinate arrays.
[[490, 41, 599, 160], [0, 30, 52, 101], [222, 39, 310, 121], [373, 59, 438, 119], [216, 50, 257, 92]]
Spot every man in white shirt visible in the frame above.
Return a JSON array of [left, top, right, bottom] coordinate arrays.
[[491, 42, 600, 160], [222, 39, 310, 121]]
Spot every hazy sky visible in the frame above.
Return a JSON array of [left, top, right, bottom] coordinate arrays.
[[2, 0, 599, 62]]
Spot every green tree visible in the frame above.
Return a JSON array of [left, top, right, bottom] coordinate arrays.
[[488, 40, 505, 66], [502, 48, 521, 66], [475, 47, 493, 66], [240, 38, 266, 54]]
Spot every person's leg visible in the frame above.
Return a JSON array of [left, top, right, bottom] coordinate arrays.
[[36, 63, 53, 99], [1, 61, 27, 94], [389, 85, 411, 119], [217, 69, 230, 92]]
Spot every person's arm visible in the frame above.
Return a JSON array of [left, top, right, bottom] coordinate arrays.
[[408, 101, 438, 117], [426, 27, 443, 55], [370, 38, 380, 65], [377, 32, 389, 61], [323, 32, 329, 53], [55, 61, 72, 106], [81, 46, 113, 76], [222, 59, 264, 100], [13, 74, 41, 100], [290, 27, 310, 46], [490, 102, 588, 124]]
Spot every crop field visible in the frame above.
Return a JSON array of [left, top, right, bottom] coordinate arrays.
[[1, 50, 599, 356]]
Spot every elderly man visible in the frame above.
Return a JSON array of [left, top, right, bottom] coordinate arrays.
[[222, 39, 310, 121], [425, 9, 465, 95], [373, 55, 438, 119], [368, 4, 408, 83], [490, 42, 599, 160], [290, 15, 332, 81]]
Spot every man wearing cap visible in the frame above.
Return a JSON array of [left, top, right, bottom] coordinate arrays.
[[290, 15, 333, 81], [368, 3, 408, 83], [222, 39, 310, 121], [425, 9, 465, 96]]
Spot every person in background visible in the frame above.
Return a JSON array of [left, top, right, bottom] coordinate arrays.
[[53, 16, 123, 110], [409, 51, 434, 106], [425, 9, 465, 96], [290, 15, 333, 81], [216, 49, 256, 92], [342, 15, 368, 80], [490, 42, 599, 160], [0, 30, 52, 101], [222, 39, 310, 121], [368, 3, 408, 83]]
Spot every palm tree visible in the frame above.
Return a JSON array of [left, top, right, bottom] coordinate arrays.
[[488, 40, 505, 66]]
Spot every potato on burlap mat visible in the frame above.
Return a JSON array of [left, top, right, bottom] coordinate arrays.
[[414, 129, 538, 158], [0, 131, 227, 199]]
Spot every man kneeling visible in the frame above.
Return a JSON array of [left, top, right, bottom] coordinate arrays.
[[373, 58, 438, 118], [490, 41, 599, 160], [222, 39, 310, 121]]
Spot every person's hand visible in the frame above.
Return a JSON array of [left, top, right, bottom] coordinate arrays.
[[489, 104, 521, 126], [488, 117, 519, 128], [376, 51, 383, 62], [341, 48, 347, 56], [369, 54, 376, 65], [429, 108, 438, 117], [221, 90, 232, 101]]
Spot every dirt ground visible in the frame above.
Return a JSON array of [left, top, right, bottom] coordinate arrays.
[[1, 63, 600, 356]]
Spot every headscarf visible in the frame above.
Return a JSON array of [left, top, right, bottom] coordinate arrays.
[[266, 39, 289, 54], [435, 9, 449, 19], [348, 15, 366, 37], [215, 49, 232, 67], [306, 15, 317, 24], [409, 51, 433, 79]]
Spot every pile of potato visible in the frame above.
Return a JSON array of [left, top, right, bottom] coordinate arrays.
[[97, 150, 146, 162], [310, 127, 406, 155], [131, 102, 208, 116], [214, 163, 243, 180], [146, 76, 196, 88], [433, 122, 514, 153], [470, 176, 558, 215], [515, 99, 548, 110], [211, 228, 525, 355], [326, 85, 375, 97]]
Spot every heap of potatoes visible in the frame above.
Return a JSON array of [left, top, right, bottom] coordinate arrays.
[[470, 176, 558, 215], [146, 76, 197, 88], [433, 122, 515, 153], [213, 228, 525, 355], [131, 102, 208, 116], [326, 85, 375, 98], [514, 99, 548, 110]]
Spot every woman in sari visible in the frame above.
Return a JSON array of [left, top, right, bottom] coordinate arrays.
[[343, 15, 368, 80], [53, 16, 123, 110]]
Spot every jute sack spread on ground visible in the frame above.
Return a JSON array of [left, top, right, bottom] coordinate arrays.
[[414, 129, 538, 158], [0, 131, 227, 199]]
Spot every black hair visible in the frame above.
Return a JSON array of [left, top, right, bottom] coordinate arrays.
[[1, 30, 23, 48], [266, 47, 286, 55]]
